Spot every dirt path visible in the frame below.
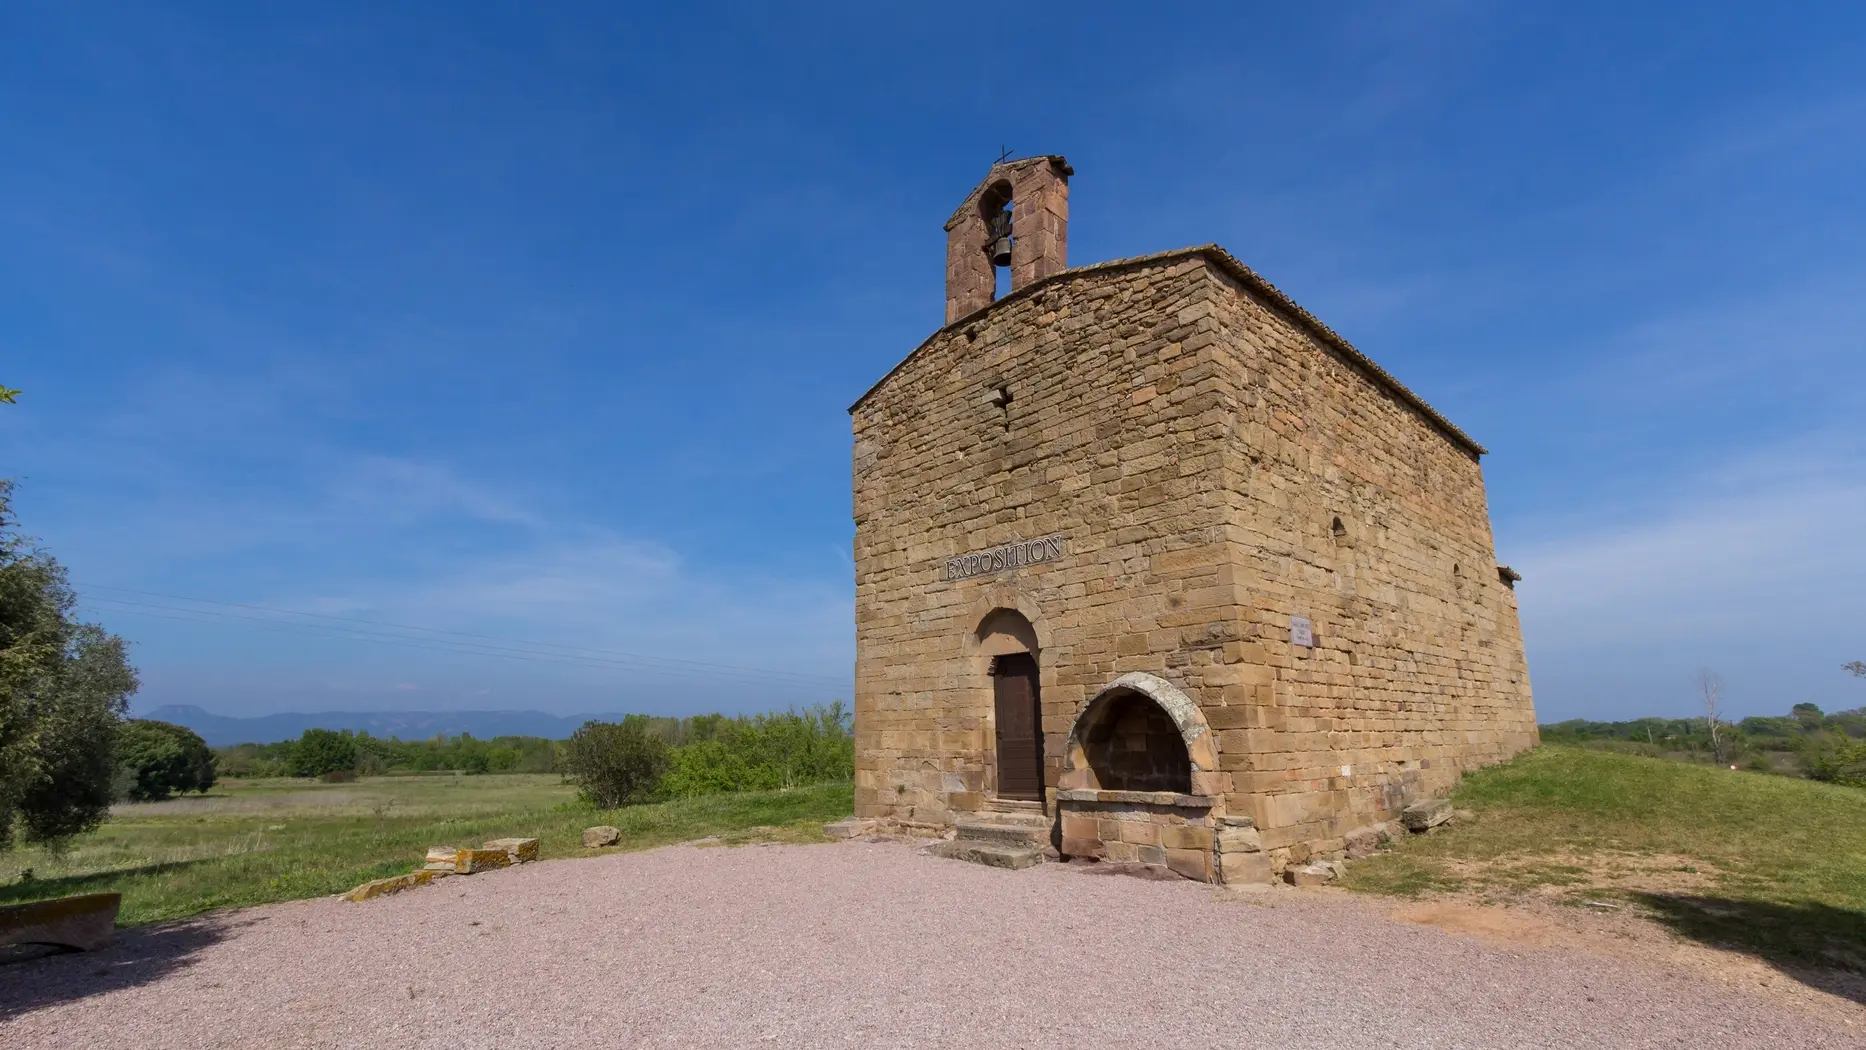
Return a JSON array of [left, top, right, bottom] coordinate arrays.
[[3, 840, 1859, 1049]]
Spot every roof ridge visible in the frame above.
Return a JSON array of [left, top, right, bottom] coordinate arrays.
[[849, 245, 1486, 459]]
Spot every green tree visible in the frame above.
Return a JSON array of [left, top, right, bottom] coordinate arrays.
[[288, 728, 358, 777], [116, 719, 217, 801], [561, 718, 669, 807], [0, 480, 139, 849]]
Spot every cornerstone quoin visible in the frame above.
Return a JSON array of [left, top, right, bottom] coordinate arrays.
[[847, 156, 1537, 883]]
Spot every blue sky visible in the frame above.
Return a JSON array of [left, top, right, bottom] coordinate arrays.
[[3, 3, 1862, 722]]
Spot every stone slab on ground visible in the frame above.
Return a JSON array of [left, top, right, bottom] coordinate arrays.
[[822, 818, 876, 840], [452, 848, 512, 875], [485, 838, 540, 864], [928, 840, 1044, 870], [424, 847, 459, 872], [1344, 824, 1393, 859], [1401, 798, 1454, 832], [582, 826, 621, 848], [951, 819, 1049, 848], [0, 893, 121, 954], [342, 871, 440, 903], [1285, 862, 1340, 887], [1218, 850, 1274, 887]]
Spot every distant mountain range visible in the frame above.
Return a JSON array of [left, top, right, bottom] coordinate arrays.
[[142, 705, 621, 747]]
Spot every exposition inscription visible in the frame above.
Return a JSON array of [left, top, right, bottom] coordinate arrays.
[[944, 535, 1066, 582]]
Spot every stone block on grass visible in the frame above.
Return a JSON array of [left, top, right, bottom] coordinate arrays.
[[343, 870, 438, 902], [583, 826, 621, 848], [1284, 863, 1338, 888], [485, 837, 540, 864], [453, 848, 512, 875], [424, 847, 459, 872], [1400, 798, 1453, 832], [1343, 824, 1391, 859]]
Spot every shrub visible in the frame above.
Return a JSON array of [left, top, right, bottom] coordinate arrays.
[[662, 702, 853, 797], [212, 741, 292, 778], [561, 718, 669, 807], [116, 719, 216, 801], [1800, 733, 1866, 787], [289, 728, 358, 778]]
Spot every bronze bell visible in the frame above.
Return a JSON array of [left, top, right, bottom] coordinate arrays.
[[988, 234, 1013, 267], [986, 208, 1014, 267]]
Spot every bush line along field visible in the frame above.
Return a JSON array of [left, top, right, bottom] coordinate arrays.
[[1347, 746, 1866, 972], [0, 775, 854, 926], [1541, 703, 1866, 784], [213, 704, 855, 797]]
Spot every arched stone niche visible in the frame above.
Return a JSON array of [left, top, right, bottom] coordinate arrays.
[[1059, 672, 1217, 793], [1056, 672, 1225, 883]]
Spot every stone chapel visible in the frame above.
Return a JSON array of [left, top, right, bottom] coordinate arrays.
[[847, 156, 1537, 884]]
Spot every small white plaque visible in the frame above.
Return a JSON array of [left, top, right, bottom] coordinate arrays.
[[1290, 615, 1313, 647]]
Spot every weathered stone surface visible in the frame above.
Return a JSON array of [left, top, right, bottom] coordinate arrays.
[[1284, 863, 1337, 888], [0, 892, 121, 952], [343, 871, 437, 902], [424, 846, 459, 871], [485, 837, 540, 864], [582, 826, 621, 848], [822, 818, 876, 840], [453, 848, 512, 875], [1343, 824, 1391, 859], [1217, 825, 1263, 854], [1165, 847, 1213, 883], [952, 818, 1048, 849], [1055, 788, 1214, 808], [929, 841, 1044, 870], [1218, 850, 1274, 887], [1401, 798, 1454, 832]]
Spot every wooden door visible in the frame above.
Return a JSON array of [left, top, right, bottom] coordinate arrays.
[[992, 653, 1044, 801]]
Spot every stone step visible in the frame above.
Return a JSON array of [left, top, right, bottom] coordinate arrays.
[[953, 818, 1051, 848], [929, 840, 1045, 871]]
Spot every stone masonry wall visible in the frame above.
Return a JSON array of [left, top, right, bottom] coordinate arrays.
[[1195, 258, 1538, 866], [852, 257, 1248, 826], [850, 248, 1536, 867]]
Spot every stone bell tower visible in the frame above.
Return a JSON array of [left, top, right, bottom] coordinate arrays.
[[943, 155, 1073, 323]]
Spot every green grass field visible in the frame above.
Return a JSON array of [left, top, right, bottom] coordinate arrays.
[[1345, 746, 1866, 970], [0, 775, 854, 926]]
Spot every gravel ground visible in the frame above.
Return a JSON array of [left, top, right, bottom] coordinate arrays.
[[3, 840, 1859, 1049]]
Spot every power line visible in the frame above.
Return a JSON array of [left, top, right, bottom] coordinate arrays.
[[75, 582, 845, 685]]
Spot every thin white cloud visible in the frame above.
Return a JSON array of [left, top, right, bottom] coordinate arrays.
[[1514, 433, 1866, 719]]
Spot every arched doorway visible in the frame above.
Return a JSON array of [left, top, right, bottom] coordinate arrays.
[[975, 608, 1043, 802]]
